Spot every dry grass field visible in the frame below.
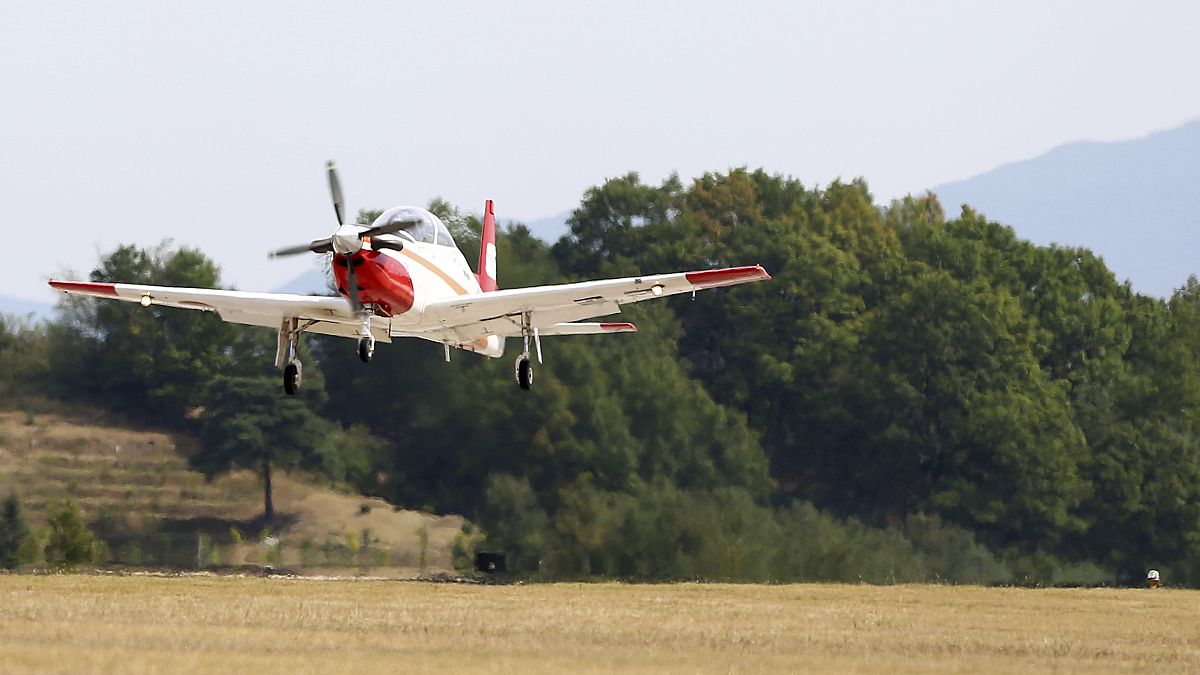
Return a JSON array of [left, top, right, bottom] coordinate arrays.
[[0, 575, 1196, 674]]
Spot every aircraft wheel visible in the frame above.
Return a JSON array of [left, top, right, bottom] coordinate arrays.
[[283, 361, 302, 396], [358, 337, 375, 363], [517, 358, 533, 390]]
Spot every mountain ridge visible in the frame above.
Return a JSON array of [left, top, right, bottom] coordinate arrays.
[[929, 117, 1200, 297]]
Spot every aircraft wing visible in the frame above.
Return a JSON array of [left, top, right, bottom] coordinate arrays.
[[418, 265, 770, 341], [45, 280, 389, 342]]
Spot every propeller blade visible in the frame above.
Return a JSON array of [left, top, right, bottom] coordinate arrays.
[[269, 238, 334, 259], [327, 160, 345, 226], [359, 217, 421, 239], [345, 255, 361, 311]]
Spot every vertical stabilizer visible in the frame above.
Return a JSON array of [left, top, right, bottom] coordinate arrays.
[[477, 199, 498, 292]]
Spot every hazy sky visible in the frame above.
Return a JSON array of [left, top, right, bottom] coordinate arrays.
[[4, 1, 1199, 302]]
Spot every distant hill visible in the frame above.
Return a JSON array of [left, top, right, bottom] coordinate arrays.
[[930, 118, 1200, 298], [0, 294, 54, 321], [518, 210, 571, 243], [272, 268, 331, 296]]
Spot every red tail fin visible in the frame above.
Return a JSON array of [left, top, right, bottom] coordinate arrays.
[[477, 199, 498, 292]]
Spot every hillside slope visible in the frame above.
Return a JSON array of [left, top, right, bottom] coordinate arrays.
[[930, 117, 1200, 297], [0, 408, 468, 574]]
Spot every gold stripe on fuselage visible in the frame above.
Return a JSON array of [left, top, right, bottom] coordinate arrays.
[[397, 248, 470, 296]]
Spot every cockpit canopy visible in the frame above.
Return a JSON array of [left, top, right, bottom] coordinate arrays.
[[370, 207, 456, 248]]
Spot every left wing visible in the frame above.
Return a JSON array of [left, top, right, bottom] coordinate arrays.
[[46, 280, 389, 342], [412, 265, 770, 342]]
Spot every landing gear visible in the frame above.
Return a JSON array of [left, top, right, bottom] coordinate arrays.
[[358, 336, 375, 363], [516, 357, 533, 390], [283, 361, 302, 396], [515, 311, 538, 390]]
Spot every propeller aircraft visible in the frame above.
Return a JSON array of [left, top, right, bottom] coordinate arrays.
[[49, 162, 771, 394]]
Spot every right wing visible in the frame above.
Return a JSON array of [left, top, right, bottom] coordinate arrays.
[[409, 265, 769, 343]]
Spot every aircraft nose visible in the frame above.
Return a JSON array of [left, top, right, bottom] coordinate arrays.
[[332, 225, 363, 255]]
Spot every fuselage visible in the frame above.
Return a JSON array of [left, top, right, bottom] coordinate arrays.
[[330, 206, 504, 357]]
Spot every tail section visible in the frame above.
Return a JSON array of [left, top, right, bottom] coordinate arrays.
[[477, 199, 498, 292]]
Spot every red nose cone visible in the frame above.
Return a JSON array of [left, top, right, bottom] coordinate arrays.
[[332, 251, 414, 316]]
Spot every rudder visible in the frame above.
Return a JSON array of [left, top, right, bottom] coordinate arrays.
[[477, 199, 498, 292]]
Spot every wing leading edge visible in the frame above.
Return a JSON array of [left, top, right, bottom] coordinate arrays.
[[45, 280, 392, 342]]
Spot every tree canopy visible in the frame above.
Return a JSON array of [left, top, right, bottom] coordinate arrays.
[[9, 172, 1200, 584]]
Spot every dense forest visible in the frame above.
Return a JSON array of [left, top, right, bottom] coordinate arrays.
[[4, 169, 1200, 585]]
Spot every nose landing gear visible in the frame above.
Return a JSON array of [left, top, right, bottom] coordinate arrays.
[[358, 336, 375, 363], [357, 309, 376, 363]]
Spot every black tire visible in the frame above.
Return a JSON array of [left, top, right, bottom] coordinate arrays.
[[283, 361, 302, 396], [517, 358, 533, 390], [358, 337, 374, 363]]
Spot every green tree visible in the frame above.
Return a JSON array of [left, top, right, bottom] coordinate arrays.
[[44, 497, 102, 567], [0, 492, 31, 569], [51, 243, 243, 424], [480, 474, 551, 573], [191, 376, 332, 520]]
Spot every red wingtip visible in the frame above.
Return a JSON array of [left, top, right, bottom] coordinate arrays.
[[600, 322, 638, 333], [49, 280, 120, 297], [684, 265, 771, 289]]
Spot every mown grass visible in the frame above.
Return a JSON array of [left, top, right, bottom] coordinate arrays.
[[0, 575, 1195, 673]]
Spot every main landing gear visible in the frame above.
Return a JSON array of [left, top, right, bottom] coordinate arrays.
[[514, 312, 540, 391], [278, 317, 305, 396], [284, 360, 303, 396]]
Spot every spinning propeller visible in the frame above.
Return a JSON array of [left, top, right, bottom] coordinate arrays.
[[269, 161, 415, 311]]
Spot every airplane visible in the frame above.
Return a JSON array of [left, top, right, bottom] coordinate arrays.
[[49, 162, 771, 394]]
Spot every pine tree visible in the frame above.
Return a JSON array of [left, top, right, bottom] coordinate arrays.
[[0, 492, 30, 569]]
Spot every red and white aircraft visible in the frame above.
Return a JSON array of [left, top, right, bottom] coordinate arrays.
[[49, 162, 771, 394]]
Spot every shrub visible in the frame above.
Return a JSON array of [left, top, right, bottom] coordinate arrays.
[[452, 523, 485, 572], [44, 497, 103, 567], [904, 513, 1011, 584], [416, 524, 429, 572]]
